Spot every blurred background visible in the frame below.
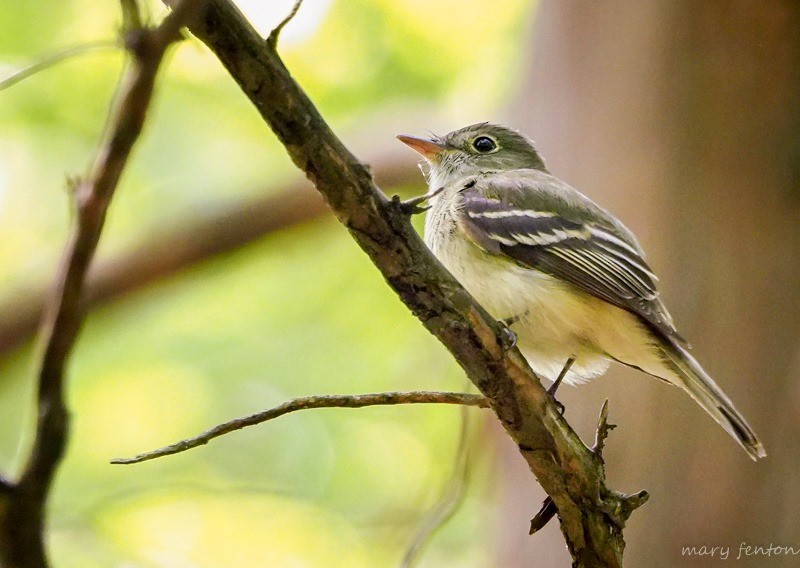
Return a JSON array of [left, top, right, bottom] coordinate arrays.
[[1, 0, 798, 566]]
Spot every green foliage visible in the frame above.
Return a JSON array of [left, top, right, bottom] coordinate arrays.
[[0, 0, 532, 565]]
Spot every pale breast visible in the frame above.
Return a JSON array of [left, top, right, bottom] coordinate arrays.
[[425, 194, 570, 321], [424, 195, 613, 383]]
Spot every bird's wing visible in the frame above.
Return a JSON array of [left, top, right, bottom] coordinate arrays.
[[455, 171, 685, 344]]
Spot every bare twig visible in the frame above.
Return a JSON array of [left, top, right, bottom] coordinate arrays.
[[592, 399, 616, 457], [267, 0, 304, 47], [529, 400, 634, 536], [174, 1, 649, 564], [0, 40, 121, 93], [0, 3, 201, 566], [529, 496, 558, 536], [112, 391, 488, 465]]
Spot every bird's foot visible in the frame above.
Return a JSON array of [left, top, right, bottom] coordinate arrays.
[[502, 313, 524, 327], [498, 325, 517, 351], [547, 394, 565, 416], [390, 186, 444, 216], [498, 313, 525, 351], [547, 357, 575, 416]]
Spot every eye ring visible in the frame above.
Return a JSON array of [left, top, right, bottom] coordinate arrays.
[[472, 136, 497, 153]]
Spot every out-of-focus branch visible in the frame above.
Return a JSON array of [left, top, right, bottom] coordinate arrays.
[[401, 400, 473, 568], [112, 391, 488, 465], [0, 3, 200, 567], [0, 152, 416, 359], [0, 40, 121, 93], [171, 1, 648, 564]]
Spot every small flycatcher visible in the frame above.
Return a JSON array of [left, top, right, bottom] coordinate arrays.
[[398, 123, 765, 460]]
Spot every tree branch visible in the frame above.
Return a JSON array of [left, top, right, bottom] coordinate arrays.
[[112, 391, 488, 465], [0, 3, 200, 567], [528, 400, 635, 537], [266, 0, 304, 47], [169, 1, 648, 564], [0, 40, 121, 93], [592, 399, 615, 456], [0, 151, 416, 359]]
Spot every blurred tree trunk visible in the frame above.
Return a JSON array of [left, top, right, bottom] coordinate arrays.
[[494, 1, 800, 565]]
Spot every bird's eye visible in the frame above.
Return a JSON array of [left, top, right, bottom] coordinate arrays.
[[473, 136, 497, 153]]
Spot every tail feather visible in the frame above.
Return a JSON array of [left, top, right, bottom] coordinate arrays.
[[661, 340, 766, 461]]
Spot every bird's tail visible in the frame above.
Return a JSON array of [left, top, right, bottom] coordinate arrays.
[[660, 340, 766, 461]]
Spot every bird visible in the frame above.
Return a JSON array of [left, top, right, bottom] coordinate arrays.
[[397, 122, 765, 461]]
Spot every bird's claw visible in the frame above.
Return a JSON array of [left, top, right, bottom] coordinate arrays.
[[548, 393, 565, 416], [498, 313, 525, 352], [498, 324, 517, 351], [391, 194, 432, 216], [391, 186, 444, 216], [547, 357, 575, 416]]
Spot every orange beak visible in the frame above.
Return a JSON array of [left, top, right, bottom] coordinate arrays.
[[396, 134, 446, 161]]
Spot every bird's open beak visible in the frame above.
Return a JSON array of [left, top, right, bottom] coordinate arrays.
[[396, 134, 446, 161]]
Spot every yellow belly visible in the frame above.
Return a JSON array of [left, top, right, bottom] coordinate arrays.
[[428, 217, 665, 385]]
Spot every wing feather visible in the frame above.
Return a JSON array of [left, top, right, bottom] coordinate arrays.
[[456, 176, 684, 344]]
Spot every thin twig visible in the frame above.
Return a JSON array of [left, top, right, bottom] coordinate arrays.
[[529, 497, 558, 535], [530, 399, 618, 535], [592, 399, 616, 457], [0, 3, 199, 566], [112, 391, 488, 465], [0, 40, 121, 93], [267, 0, 304, 47]]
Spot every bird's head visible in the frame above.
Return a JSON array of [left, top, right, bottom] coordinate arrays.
[[397, 123, 546, 188]]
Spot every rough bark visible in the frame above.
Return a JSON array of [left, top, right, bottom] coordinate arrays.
[[168, 1, 649, 564]]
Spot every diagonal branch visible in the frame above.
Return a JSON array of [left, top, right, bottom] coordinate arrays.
[[0, 3, 202, 567], [112, 391, 488, 465], [168, 1, 649, 565]]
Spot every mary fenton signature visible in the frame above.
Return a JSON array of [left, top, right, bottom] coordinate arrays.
[[681, 543, 799, 561]]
